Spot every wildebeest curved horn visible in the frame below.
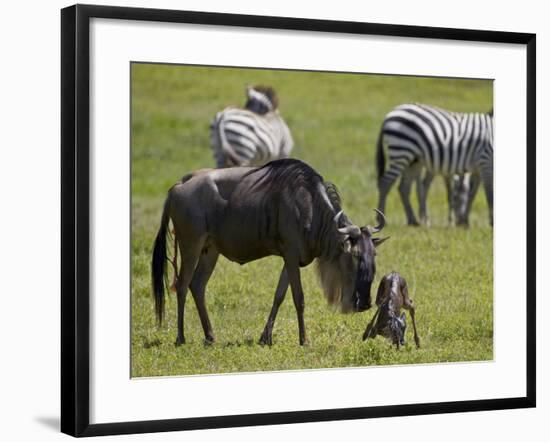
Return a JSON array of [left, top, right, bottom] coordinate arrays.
[[334, 211, 361, 237], [333, 210, 344, 225], [370, 209, 386, 234], [338, 225, 361, 237]]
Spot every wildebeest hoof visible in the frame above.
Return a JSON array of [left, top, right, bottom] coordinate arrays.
[[300, 338, 310, 346], [204, 336, 215, 346], [415, 337, 421, 348], [259, 333, 273, 346], [407, 220, 420, 227], [175, 337, 185, 346]]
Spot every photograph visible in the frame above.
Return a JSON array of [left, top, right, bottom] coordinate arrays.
[[130, 63, 494, 377]]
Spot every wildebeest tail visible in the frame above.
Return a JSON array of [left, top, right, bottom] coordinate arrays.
[[152, 193, 171, 325], [376, 129, 385, 183]]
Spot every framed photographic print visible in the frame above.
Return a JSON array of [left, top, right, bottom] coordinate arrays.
[[61, 4, 536, 437]]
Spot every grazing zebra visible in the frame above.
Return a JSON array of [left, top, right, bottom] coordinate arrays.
[[376, 103, 493, 226], [210, 85, 294, 168], [402, 165, 472, 226]]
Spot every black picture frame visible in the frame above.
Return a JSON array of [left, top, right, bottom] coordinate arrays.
[[61, 3, 536, 437]]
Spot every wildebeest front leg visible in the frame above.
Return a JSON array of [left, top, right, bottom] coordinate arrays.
[[285, 262, 308, 346], [189, 247, 219, 345], [259, 267, 289, 346]]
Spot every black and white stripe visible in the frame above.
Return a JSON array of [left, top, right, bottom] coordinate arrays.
[[210, 86, 293, 168], [376, 103, 493, 226]]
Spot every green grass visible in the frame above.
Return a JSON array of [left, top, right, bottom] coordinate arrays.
[[131, 63, 493, 377]]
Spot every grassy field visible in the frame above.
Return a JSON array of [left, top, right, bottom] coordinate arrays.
[[131, 63, 493, 377]]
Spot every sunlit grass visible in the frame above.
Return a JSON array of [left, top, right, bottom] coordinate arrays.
[[131, 64, 493, 377]]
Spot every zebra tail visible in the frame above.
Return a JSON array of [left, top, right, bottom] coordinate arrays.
[[376, 130, 385, 182]]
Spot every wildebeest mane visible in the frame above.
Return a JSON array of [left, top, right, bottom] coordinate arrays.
[[323, 181, 342, 213], [245, 158, 324, 194]]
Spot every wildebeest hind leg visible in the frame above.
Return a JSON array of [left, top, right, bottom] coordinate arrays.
[[189, 247, 219, 344], [174, 241, 203, 346], [259, 267, 289, 346]]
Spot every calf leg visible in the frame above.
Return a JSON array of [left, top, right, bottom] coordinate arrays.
[[403, 297, 421, 348], [259, 267, 289, 346], [401, 280, 420, 348], [362, 308, 381, 341], [189, 247, 219, 344], [409, 306, 421, 348]]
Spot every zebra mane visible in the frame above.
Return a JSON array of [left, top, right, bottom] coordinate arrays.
[[245, 85, 279, 114]]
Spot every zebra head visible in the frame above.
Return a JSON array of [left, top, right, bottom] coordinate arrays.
[[245, 85, 278, 115]]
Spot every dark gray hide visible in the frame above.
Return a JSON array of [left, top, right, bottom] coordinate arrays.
[[152, 159, 388, 346]]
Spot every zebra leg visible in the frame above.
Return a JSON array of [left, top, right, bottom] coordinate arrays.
[[458, 172, 480, 226], [189, 247, 219, 344], [399, 166, 420, 226], [377, 157, 409, 225], [418, 169, 434, 226], [259, 267, 289, 346], [444, 175, 455, 225], [481, 167, 494, 226]]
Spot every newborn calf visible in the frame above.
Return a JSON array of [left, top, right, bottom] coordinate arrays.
[[363, 271, 420, 349]]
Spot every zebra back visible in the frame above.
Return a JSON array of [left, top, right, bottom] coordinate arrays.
[[210, 107, 293, 168], [380, 103, 493, 176]]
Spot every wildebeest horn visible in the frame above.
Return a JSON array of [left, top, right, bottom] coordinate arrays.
[[338, 225, 362, 237], [334, 211, 361, 238], [369, 209, 386, 234]]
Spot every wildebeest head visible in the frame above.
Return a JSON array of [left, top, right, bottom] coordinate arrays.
[[318, 209, 389, 313]]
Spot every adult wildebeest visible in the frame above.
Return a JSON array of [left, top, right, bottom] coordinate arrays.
[[152, 159, 388, 346], [363, 271, 420, 349]]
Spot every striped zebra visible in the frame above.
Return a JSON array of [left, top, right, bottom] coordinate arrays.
[[210, 85, 294, 168], [376, 103, 493, 226]]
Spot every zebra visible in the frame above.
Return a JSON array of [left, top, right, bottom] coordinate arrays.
[[210, 85, 294, 168], [376, 103, 493, 226]]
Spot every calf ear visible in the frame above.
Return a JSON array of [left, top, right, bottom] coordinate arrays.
[[372, 236, 390, 248]]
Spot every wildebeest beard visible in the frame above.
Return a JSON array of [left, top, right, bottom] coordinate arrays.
[[355, 256, 374, 311]]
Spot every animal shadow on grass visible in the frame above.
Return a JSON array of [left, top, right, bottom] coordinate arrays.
[[222, 337, 256, 348], [142, 337, 162, 349]]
